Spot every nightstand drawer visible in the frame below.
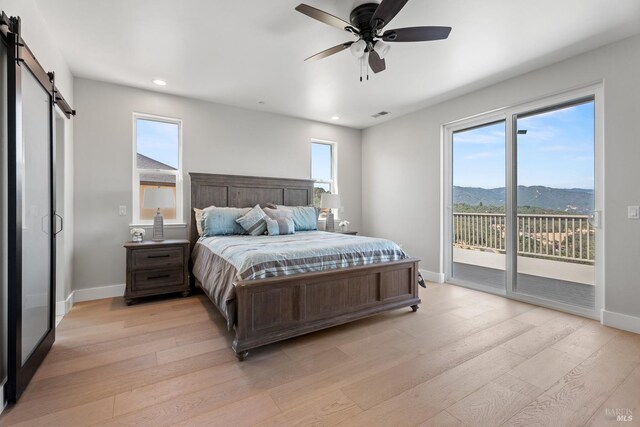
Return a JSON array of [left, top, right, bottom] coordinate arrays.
[[132, 268, 185, 292], [132, 247, 184, 270]]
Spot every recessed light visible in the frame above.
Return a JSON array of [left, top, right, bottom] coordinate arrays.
[[331, 116, 340, 120], [152, 79, 167, 86]]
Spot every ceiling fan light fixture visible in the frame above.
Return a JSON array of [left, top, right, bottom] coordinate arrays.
[[350, 39, 367, 58], [375, 41, 391, 59]]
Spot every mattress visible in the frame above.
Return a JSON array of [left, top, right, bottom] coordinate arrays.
[[191, 231, 407, 329]]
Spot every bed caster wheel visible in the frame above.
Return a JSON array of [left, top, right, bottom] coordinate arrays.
[[125, 299, 135, 306], [235, 350, 249, 361], [181, 290, 190, 298], [411, 305, 419, 312]]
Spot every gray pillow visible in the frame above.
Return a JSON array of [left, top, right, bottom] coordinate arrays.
[[235, 204, 268, 236], [265, 217, 295, 235]]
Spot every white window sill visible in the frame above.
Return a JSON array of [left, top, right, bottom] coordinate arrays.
[[129, 223, 187, 229]]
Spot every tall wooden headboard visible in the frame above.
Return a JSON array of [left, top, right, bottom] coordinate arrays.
[[189, 172, 315, 249]]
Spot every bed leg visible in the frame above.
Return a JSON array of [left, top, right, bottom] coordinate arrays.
[[234, 350, 249, 361], [411, 304, 419, 312]]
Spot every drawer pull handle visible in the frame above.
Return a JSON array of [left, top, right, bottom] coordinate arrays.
[[147, 274, 171, 280], [148, 254, 171, 258]]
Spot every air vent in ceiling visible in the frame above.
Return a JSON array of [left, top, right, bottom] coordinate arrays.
[[371, 111, 390, 118]]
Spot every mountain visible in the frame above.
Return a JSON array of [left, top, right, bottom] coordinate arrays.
[[453, 186, 594, 214]]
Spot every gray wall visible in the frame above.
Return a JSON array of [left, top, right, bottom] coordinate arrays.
[[72, 78, 362, 290], [362, 34, 640, 321]]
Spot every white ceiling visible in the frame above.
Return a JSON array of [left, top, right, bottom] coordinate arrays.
[[34, 0, 640, 129]]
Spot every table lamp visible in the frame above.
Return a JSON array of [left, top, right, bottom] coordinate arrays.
[[320, 193, 341, 232], [143, 187, 175, 241]]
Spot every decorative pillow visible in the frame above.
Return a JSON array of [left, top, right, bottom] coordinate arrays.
[[193, 207, 209, 236], [265, 217, 295, 235], [202, 206, 250, 236], [235, 204, 268, 236], [272, 205, 319, 231], [263, 206, 292, 221]]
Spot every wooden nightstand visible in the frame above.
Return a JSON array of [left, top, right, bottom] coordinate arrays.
[[328, 230, 358, 235], [124, 239, 190, 305]]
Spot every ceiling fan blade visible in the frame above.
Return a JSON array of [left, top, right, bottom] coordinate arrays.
[[295, 4, 354, 32], [368, 50, 386, 73], [304, 42, 354, 62], [370, 0, 409, 30], [381, 26, 452, 42]]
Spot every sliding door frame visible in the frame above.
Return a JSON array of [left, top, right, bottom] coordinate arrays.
[[443, 82, 604, 320], [443, 112, 507, 296]]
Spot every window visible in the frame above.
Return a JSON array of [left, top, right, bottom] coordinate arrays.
[[133, 114, 183, 224], [311, 141, 337, 212]]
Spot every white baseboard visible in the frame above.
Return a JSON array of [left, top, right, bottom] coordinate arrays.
[[419, 269, 445, 284], [55, 292, 74, 316], [73, 284, 126, 303], [53, 284, 126, 319], [601, 309, 640, 334]]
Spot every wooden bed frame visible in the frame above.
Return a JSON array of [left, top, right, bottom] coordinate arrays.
[[189, 172, 420, 360]]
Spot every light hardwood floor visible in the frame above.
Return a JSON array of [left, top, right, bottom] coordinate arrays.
[[2, 282, 639, 426]]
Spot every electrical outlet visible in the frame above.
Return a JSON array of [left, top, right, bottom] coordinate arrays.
[[628, 206, 639, 219], [119, 205, 127, 216]]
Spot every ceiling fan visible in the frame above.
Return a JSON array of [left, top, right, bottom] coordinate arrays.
[[295, 0, 452, 78]]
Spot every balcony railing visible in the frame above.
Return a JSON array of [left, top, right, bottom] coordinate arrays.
[[453, 213, 594, 264]]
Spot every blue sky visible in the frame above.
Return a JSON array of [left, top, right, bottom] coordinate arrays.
[[312, 142, 332, 181], [136, 119, 179, 169], [453, 101, 594, 189]]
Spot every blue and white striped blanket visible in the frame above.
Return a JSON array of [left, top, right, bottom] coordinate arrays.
[[192, 231, 407, 328]]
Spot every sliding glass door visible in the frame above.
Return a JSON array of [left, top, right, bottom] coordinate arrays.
[[6, 23, 58, 402], [19, 64, 54, 366], [446, 88, 601, 316], [513, 99, 596, 310], [451, 121, 507, 292]]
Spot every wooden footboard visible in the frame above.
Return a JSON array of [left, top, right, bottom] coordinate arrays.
[[232, 258, 421, 359]]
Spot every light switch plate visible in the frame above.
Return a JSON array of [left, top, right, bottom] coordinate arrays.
[[119, 205, 127, 216], [628, 206, 639, 219]]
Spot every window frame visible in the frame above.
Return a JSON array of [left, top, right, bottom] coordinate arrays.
[[132, 112, 184, 226], [311, 139, 338, 216]]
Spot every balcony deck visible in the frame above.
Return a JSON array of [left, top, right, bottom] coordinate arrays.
[[452, 212, 595, 310], [452, 262, 595, 309]]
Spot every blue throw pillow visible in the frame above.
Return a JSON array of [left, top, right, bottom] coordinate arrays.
[[273, 205, 319, 231], [202, 206, 250, 236]]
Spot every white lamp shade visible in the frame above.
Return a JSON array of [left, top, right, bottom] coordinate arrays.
[[350, 39, 366, 58], [375, 40, 391, 59], [143, 188, 175, 209], [320, 193, 341, 209]]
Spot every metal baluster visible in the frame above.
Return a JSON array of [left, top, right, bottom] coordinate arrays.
[[564, 217, 568, 259], [579, 218, 583, 260], [527, 217, 531, 254], [545, 217, 549, 255], [586, 219, 589, 261], [572, 218, 576, 259], [533, 216, 537, 254]]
